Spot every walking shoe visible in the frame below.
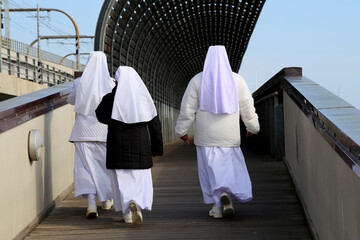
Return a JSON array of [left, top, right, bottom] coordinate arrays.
[[101, 199, 113, 210], [209, 206, 224, 218], [129, 201, 143, 225], [220, 192, 235, 218], [123, 212, 133, 223], [86, 203, 98, 218]]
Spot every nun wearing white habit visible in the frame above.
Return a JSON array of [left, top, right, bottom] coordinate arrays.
[[96, 66, 163, 225], [175, 45, 260, 218], [67, 51, 115, 218]]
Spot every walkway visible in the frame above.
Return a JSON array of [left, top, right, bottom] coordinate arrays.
[[25, 139, 312, 239]]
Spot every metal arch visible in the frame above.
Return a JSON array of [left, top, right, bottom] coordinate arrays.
[[95, 0, 266, 108]]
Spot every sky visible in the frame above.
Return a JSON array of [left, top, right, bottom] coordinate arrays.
[[4, 0, 360, 109]]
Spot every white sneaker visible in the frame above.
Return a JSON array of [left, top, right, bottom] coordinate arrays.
[[220, 192, 235, 218], [101, 199, 113, 210], [129, 201, 143, 225], [86, 203, 98, 218], [209, 206, 223, 218], [123, 212, 133, 223]]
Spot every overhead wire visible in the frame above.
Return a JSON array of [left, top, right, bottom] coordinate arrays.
[[7, 0, 93, 63]]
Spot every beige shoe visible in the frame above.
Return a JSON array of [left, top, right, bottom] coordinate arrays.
[[209, 206, 223, 219], [123, 212, 133, 223], [129, 201, 143, 226], [220, 192, 235, 218], [86, 203, 98, 218], [101, 199, 113, 210]]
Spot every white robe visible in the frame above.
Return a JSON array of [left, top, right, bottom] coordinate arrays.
[[196, 146, 252, 205], [110, 169, 153, 214], [67, 68, 113, 201], [74, 142, 112, 201], [108, 66, 156, 214]]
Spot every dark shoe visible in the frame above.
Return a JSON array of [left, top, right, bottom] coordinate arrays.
[[220, 192, 235, 218]]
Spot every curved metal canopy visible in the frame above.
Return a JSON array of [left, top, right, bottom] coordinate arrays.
[[95, 0, 265, 108]]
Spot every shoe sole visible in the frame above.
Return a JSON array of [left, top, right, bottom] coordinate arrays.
[[221, 194, 235, 218], [101, 200, 114, 210], [209, 213, 224, 219], [124, 219, 133, 224], [130, 202, 142, 226], [101, 204, 113, 210], [86, 211, 98, 218]]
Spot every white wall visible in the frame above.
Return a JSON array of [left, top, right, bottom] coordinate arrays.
[[0, 104, 75, 240], [283, 92, 360, 240]]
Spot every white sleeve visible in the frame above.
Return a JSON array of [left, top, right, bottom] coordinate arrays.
[[237, 75, 260, 134], [67, 77, 80, 105], [175, 76, 199, 137]]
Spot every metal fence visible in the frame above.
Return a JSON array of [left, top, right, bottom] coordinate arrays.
[[0, 37, 86, 86], [1, 37, 83, 69]]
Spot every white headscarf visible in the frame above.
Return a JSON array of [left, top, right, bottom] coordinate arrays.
[[199, 45, 239, 114], [74, 51, 115, 116], [111, 66, 157, 123]]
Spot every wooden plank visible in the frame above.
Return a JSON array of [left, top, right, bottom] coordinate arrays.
[[25, 139, 312, 239]]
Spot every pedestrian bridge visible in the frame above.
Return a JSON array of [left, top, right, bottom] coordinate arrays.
[[1, 1, 360, 239]]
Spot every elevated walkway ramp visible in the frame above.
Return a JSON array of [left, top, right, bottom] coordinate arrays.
[[25, 139, 312, 239]]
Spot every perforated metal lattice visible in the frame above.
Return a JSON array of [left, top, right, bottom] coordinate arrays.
[[95, 0, 265, 108]]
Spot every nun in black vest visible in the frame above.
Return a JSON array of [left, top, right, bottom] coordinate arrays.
[[95, 66, 163, 225]]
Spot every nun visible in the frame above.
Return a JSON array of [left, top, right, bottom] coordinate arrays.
[[95, 66, 163, 225], [67, 51, 115, 218], [175, 45, 260, 218]]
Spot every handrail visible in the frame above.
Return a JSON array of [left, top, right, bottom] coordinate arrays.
[[0, 82, 73, 133], [253, 67, 360, 177], [254, 91, 278, 105]]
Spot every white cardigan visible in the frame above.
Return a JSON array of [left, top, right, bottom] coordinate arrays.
[[175, 72, 260, 147], [67, 78, 108, 142]]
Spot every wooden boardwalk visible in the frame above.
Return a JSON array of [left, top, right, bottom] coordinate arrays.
[[25, 139, 312, 240]]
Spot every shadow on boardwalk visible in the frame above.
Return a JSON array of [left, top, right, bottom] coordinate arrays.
[[25, 139, 312, 240]]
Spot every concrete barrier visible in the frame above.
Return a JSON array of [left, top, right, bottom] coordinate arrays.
[[0, 84, 75, 240]]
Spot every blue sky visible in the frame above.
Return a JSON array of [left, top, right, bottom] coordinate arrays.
[[239, 0, 360, 109], [6, 0, 360, 109]]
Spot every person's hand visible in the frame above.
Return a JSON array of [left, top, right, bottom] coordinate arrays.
[[152, 152, 159, 157], [181, 134, 190, 144], [246, 131, 255, 138]]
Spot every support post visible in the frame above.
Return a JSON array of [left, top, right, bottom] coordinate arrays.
[[37, 4, 42, 84]]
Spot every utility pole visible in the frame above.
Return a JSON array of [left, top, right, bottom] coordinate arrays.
[[1, 7, 81, 70], [4, 0, 8, 38], [37, 4, 41, 61], [37, 4, 42, 84]]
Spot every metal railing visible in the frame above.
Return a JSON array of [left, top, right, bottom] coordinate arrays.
[[0, 37, 86, 86], [0, 47, 73, 85], [1, 37, 82, 69]]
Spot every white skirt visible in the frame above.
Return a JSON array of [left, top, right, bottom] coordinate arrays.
[[74, 142, 112, 201], [110, 169, 153, 214], [196, 146, 252, 205]]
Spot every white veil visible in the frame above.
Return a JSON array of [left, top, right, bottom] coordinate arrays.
[[74, 51, 115, 116], [111, 66, 157, 123]]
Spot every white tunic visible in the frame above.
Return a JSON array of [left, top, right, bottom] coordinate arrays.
[[67, 78, 108, 142], [175, 71, 259, 205], [74, 142, 112, 201], [196, 146, 252, 205], [175, 72, 260, 147], [110, 169, 153, 214]]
